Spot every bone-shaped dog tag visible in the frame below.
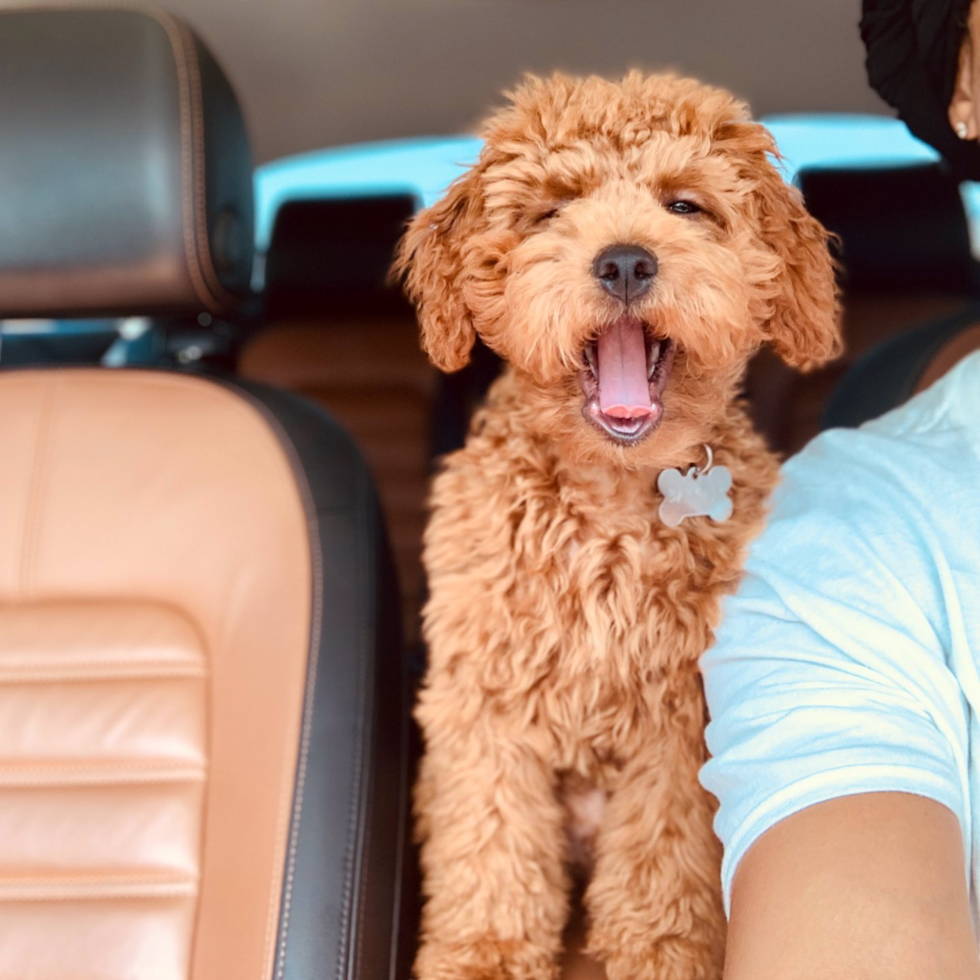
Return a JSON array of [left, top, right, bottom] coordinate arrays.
[[657, 448, 733, 528]]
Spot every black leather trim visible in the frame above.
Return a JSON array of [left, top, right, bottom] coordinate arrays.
[[0, 6, 253, 318], [219, 378, 409, 980], [797, 163, 976, 292], [823, 304, 980, 430], [264, 196, 416, 320]]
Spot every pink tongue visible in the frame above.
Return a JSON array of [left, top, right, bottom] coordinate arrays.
[[597, 317, 652, 419]]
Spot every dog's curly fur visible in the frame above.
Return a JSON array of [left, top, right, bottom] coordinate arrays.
[[395, 71, 841, 980]]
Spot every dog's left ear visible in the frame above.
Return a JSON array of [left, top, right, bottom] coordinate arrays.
[[392, 166, 485, 373], [751, 151, 842, 371]]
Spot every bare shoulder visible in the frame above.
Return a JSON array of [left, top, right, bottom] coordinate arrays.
[[725, 792, 980, 980]]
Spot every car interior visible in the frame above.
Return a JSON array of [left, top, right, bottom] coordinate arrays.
[[3, 3, 980, 979]]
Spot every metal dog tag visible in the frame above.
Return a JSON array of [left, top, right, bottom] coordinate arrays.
[[657, 446, 732, 528]]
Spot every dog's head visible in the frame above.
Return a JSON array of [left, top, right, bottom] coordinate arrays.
[[395, 72, 841, 466]]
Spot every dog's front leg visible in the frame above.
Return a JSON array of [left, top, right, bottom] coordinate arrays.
[[585, 671, 725, 980], [413, 697, 569, 980]]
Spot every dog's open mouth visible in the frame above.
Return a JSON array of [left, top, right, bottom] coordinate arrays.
[[580, 315, 674, 446]]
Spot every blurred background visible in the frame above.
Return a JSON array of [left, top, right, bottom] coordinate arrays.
[[56, 0, 885, 162]]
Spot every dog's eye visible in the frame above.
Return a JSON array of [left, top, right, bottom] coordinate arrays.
[[529, 196, 575, 227], [532, 206, 560, 226], [667, 200, 702, 216]]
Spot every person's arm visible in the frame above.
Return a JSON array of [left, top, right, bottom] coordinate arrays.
[[724, 791, 979, 979], [700, 425, 980, 977]]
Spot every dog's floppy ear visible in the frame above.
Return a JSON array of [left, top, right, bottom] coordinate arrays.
[[392, 167, 484, 373], [716, 118, 841, 369], [752, 156, 842, 370]]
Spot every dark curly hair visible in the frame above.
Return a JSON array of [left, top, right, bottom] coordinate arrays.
[[862, 0, 979, 177]]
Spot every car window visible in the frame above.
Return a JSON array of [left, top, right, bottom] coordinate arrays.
[[254, 113, 980, 260]]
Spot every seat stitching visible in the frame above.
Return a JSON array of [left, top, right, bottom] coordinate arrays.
[[174, 18, 239, 309], [0, 761, 207, 786], [17, 380, 56, 602], [0, 663, 207, 681], [272, 431, 322, 980], [0, 871, 198, 889], [207, 384, 323, 980], [0, 759, 204, 769], [0, 871, 200, 902], [0, 657, 206, 668], [0, 775, 205, 789], [0, 890, 197, 902], [351, 498, 373, 980], [149, 6, 226, 313], [336, 461, 371, 980]]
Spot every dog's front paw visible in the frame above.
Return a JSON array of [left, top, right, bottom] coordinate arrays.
[[596, 936, 723, 980], [414, 937, 559, 980]]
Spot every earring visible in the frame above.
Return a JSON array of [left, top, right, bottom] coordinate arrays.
[[956, 121, 970, 139]]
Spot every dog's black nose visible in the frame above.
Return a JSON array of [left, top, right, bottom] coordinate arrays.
[[592, 244, 658, 304]]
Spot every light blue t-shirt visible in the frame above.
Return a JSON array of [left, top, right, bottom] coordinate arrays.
[[700, 351, 980, 924]]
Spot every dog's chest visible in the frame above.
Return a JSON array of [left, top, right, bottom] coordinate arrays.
[[533, 484, 721, 652], [424, 433, 769, 766], [505, 485, 727, 756]]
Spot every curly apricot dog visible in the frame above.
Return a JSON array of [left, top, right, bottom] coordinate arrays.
[[396, 71, 840, 980]]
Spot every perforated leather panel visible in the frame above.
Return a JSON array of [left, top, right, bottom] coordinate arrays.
[[0, 370, 313, 980]]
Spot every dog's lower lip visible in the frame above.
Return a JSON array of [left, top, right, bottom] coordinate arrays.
[[586, 401, 662, 445]]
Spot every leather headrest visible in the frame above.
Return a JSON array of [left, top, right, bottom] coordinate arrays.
[[797, 163, 976, 293], [0, 5, 254, 318], [264, 196, 416, 319]]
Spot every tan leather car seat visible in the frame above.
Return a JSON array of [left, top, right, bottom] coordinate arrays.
[[0, 8, 409, 980]]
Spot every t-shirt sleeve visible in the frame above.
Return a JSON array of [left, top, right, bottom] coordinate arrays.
[[700, 429, 971, 915]]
